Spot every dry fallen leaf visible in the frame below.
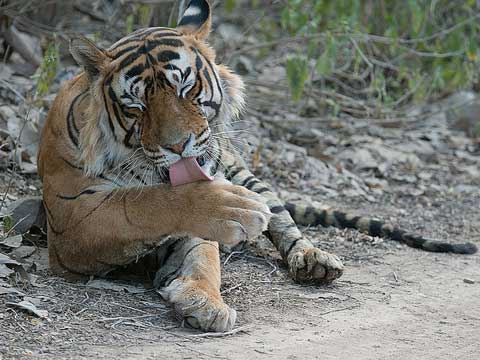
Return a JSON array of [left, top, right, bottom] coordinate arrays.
[[0, 279, 25, 296], [0, 234, 23, 248], [0, 264, 14, 278], [6, 300, 50, 321], [11, 245, 36, 259], [0, 253, 20, 265]]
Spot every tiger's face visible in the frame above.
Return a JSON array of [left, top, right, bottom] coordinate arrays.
[[70, 0, 244, 179]]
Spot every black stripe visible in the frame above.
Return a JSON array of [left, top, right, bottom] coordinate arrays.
[[195, 136, 209, 148], [390, 228, 405, 241], [369, 220, 383, 237], [52, 244, 87, 275], [304, 206, 315, 222], [110, 38, 143, 51], [284, 237, 302, 257], [43, 200, 61, 235], [314, 210, 327, 226], [254, 187, 271, 194], [108, 88, 127, 130], [209, 147, 222, 176], [67, 115, 79, 147], [124, 122, 137, 147], [61, 156, 83, 171], [129, 76, 143, 91], [146, 38, 184, 50], [66, 90, 88, 147], [159, 242, 206, 287], [244, 179, 261, 190], [193, 74, 203, 99], [118, 52, 142, 69], [202, 67, 214, 101], [227, 166, 243, 180], [155, 70, 171, 89], [270, 205, 286, 214], [178, 0, 209, 28], [102, 90, 116, 139], [111, 45, 138, 60], [284, 202, 295, 215], [125, 64, 145, 79], [239, 175, 255, 187], [334, 211, 360, 228], [204, 57, 224, 104], [163, 63, 183, 73], [131, 27, 163, 37], [403, 234, 426, 249], [110, 28, 170, 50], [183, 66, 192, 82], [57, 189, 98, 200], [152, 32, 181, 39], [195, 51, 203, 71], [197, 127, 208, 140], [199, 100, 221, 117], [157, 50, 180, 62], [153, 28, 182, 39]]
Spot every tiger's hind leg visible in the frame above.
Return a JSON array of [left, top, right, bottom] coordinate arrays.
[[154, 237, 236, 332]]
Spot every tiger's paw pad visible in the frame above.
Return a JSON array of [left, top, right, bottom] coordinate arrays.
[[160, 279, 237, 332], [288, 247, 344, 284], [182, 303, 237, 333]]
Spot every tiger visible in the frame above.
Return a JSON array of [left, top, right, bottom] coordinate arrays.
[[37, 0, 477, 332]]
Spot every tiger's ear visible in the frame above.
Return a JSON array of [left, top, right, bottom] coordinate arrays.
[[70, 36, 108, 80], [177, 0, 211, 40]]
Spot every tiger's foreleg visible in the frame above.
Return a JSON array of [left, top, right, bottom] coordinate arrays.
[[222, 153, 344, 284], [154, 237, 236, 332], [43, 170, 270, 276]]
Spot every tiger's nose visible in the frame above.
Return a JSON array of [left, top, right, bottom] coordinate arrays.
[[164, 136, 190, 155]]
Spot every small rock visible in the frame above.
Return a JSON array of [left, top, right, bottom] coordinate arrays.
[[463, 278, 475, 284], [11, 245, 36, 259], [7, 197, 46, 234], [446, 98, 480, 138], [338, 148, 378, 169], [0, 234, 23, 248]]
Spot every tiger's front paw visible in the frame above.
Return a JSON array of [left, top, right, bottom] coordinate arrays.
[[159, 278, 237, 332], [288, 247, 344, 284]]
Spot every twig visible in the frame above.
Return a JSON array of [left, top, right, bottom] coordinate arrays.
[[110, 302, 148, 314], [96, 314, 158, 322], [0, 105, 32, 214], [3, 213, 30, 238], [0, 25, 41, 67], [223, 251, 244, 266], [350, 36, 373, 68], [221, 283, 242, 295]]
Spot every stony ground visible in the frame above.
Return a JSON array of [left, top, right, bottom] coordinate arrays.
[[1, 20, 480, 360]]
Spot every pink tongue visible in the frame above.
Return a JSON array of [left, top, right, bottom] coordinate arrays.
[[169, 157, 214, 187]]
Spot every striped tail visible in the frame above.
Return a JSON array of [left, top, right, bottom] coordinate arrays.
[[284, 203, 478, 255]]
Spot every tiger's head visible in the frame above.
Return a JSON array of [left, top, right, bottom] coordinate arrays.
[[70, 0, 244, 180]]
